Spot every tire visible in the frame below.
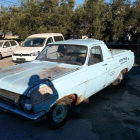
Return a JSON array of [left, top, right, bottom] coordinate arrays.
[[112, 72, 124, 86], [48, 99, 71, 129], [0, 54, 2, 60]]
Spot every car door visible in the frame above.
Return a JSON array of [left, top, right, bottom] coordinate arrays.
[[9, 41, 18, 51], [85, 46, 109, 98], [46, 37, 54, 45], [2, 41, 12, 57]]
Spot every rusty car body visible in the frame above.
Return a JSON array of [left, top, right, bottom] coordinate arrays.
[[0, 39, 134, 128]]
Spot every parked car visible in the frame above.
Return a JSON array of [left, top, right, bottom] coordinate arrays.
[[12, 33, 64, 63], [0, 39, 134, 128], [0, 40, 19, 59]]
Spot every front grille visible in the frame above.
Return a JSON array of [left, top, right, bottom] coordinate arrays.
[[0, 89, 21, 104], [14, 53, 30, 56]]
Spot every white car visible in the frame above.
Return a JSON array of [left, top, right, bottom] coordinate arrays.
[[0, 40, 19, 60], [12, 33, 64, 63]]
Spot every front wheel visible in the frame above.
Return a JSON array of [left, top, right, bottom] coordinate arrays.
[[48, 100, 71, 129], [112, 72, 124, 86]]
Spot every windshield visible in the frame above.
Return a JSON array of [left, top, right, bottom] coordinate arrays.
[[37, 44, 87, 65], [0, 42, 3, 47], [22, 38, 46, 47]]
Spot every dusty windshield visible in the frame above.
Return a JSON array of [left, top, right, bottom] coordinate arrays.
[[0, 42, 3, 47], [37, 44, 87, 65], [22, 38, 46, 47]]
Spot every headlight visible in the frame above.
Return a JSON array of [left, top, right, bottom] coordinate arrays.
[[20, 96, 32, 111], [30, 51, 39, 56]]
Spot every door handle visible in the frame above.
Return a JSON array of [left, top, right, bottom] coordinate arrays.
[[103, 64, 108, 66]]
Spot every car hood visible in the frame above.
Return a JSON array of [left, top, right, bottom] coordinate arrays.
[[0, 61, 78, 95], [14, 46, 43, 54]]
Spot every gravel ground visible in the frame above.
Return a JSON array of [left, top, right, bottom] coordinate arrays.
[[0, 57, 140, 140]]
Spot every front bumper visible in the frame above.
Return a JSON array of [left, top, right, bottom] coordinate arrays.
[[12, 60, 29, 64], [12, 56, 37, 63], [0, 100, 45, 120]]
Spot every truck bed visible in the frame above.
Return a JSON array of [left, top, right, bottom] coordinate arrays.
[[110, 49, 131, 57]]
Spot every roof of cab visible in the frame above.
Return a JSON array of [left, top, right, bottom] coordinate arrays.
[[49, 39, 104, 47], [28, 33, 63, 38]]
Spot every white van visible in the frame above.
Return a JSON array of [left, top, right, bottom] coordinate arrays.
[[12, 33, 64, 63], [0, 40, 19, 60]]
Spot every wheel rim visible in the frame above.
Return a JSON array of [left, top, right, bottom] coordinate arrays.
[[52, 104, 67, 123]]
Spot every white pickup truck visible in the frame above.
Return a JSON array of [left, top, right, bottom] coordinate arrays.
[[0, 39, 134, 128]]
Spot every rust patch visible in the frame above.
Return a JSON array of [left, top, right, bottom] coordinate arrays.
[[60, 94, 77, 104], [0, 67, 24, 74], [83, 98, 89, 103], [0, 89, 20, 104], [122, 68, 128, 74], [39, 66, 72, 80], [76, 95, 89, 105], [76, 95, 83, 105]]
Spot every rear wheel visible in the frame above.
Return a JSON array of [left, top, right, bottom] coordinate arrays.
[[112, 72, 124, 86], [48, 99, 71, 129]]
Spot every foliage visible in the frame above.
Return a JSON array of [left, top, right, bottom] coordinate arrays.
[[0, 0, 139, 42]]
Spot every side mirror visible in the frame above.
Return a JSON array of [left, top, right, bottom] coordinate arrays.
[[3, 45, 7, 48]]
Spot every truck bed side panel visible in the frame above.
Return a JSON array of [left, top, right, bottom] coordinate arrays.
[[106, 50, 134, 85]]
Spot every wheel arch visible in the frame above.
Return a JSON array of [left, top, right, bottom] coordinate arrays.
[[56, 93, 78, 106], [122, 68, 128, 74]]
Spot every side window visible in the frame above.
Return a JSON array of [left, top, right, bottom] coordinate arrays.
[[54, 36, 64, 41], [10, 41, 17, 46], [46, 37, 53, 44], [47, 45, 59, 59], [88, 46, 103, 66], [4, 41, 10, 48]]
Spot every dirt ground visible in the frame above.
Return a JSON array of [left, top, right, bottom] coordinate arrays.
[[0, 57, 14, 69], [0, 57, 140, 140]]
